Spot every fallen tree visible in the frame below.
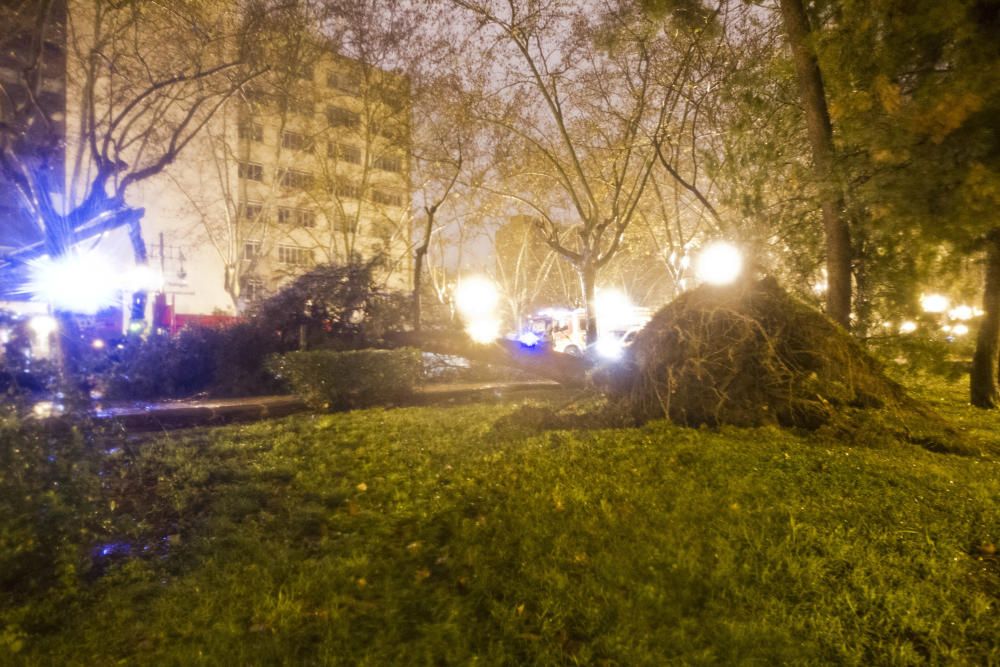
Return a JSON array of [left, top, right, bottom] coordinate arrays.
[[604, 277, 939, 431]]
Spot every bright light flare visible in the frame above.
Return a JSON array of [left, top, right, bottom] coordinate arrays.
[[920, 293, 949, 314], [594, 337, 624, 360], [454, 276, 498, 320], [595, 289, 632, 327], [948, 305, 975, 321], [518, 331, 541, 347], [466, 318, 501, 344], [899, 320, 918, 334], [695, 242, 743, 286], [952, 323, 969, 336], [29, 315, 57, 337], [28, 250, 120, 314]]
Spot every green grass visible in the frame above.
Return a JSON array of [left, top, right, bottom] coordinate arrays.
[[4, 380, 999, 665]]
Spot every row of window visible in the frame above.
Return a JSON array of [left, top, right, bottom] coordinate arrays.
[[238, 125, 403, 173], [237, 161, 405, 206], [240, 101, 405, 137], [241, 210, 395, 239], [243, 242, 314, 267]]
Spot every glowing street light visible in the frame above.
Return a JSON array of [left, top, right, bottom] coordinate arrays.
[[595, 288, 632, 326], [920, 293, 949, 314], [454, 276, 498, 319], [948, 305, 975, 321], [27, 250, 121, 314], [695, 242, 743, 286], [454, 276, 500, 344]]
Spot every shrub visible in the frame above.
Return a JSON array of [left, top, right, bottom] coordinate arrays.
[[103, 323, 287, 400], [0, 417, 105, 644], [268, 348, 422, 410]]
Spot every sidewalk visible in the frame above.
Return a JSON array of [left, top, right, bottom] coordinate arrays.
[[92, 380, 562, 431]]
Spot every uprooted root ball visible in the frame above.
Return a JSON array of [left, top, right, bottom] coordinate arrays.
[[610, 277, 928, 430]]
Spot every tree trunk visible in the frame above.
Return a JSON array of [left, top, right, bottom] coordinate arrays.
[[412, 209, 435, 333], [579, 260, 598, 346], [971, 229, 1000, 408], [779, 0, 852, 329]]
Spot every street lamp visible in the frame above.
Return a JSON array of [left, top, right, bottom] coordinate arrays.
[[455, 276, 500, 344], [695, 242, 743, 286]]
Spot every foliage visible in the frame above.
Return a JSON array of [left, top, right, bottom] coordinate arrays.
[[0, 417, 108, 654], [4, 380, 997, 663], [268, 348, 422, 410], [103, 323, 287, 400], [0, 313, 58, 408], [248, 259, 407, 351]]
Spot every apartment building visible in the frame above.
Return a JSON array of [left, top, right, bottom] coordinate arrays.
[[122, 51, 413, 318]]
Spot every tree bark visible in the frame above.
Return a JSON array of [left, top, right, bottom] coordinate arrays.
[[412, 208, 435, 333], [971, 229, 1000, 408], [580, 260, 598, 346], [779, 0, 852, 329]]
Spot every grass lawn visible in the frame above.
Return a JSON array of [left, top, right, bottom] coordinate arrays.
[[3, 378, 999, 665]]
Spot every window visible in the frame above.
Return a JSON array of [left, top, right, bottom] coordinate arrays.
[[243, 241, 261, 260], [327, 105, 360, 129], [277, 245, 312, 266], [277, 206, 316, 228], [281, 130, 313, 152], [238, 122, 263, 142], [242, 201, 263, 220], [372, 188, 404, 207], [277, 168, 313, 190], [238, 161, 264, 182], [332, 180, 362, 199], [333, 210, 358, 233], [326, 70, 360, 93], [239, 276, 265, 302], [374, 154, 402, 173], [328, 142, 361, 164]]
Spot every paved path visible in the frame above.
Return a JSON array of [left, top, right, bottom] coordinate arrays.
[[92, 380, 562, 430]]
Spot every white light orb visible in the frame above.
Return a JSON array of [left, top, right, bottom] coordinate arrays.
[[28, 250, 120, 314], [594, 337, 624, 360], [948, 305, 974, 321], [695, 242, 743, 286], [454, 276, 498, 320], [920, 293, 949, 314], [899, 320, 918, 334], [952, 323, 969, 336], [466, 318, 501, 344], [29, 315, 58, 337], [595, 289, 631, 327]]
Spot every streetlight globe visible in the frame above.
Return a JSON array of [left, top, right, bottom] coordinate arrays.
[[454, 276, 498, 320], [695, 242, 743, 286], [920, 293, 949, 314]]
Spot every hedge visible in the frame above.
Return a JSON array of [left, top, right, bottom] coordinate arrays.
[[268, 348, 422, 410]]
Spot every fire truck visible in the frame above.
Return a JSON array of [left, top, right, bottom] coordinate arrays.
[[521, 306, 651, 357]]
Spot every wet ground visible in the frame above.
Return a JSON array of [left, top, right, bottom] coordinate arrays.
[[90, 380, 562, 430]]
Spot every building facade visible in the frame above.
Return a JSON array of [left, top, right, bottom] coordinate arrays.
[[1, 1, 412, 321]]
